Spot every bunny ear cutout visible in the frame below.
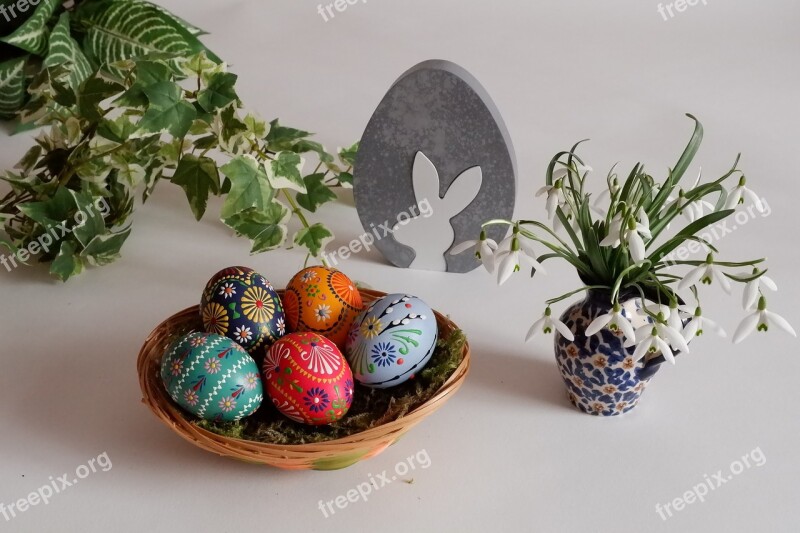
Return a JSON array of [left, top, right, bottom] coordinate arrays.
[[412, 151, 442, 204], [442, 165, 483, 216]]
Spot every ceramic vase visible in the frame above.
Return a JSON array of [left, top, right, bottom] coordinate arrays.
[[554, 290, 670, 416]]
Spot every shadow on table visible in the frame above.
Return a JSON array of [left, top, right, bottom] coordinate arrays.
[[8, 331, 304, 480], [467, 349, 575, 412]]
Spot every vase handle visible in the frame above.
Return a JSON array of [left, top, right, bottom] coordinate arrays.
[[639, 349, 684, 380]]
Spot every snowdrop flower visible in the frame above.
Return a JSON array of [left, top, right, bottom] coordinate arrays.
[[600, 211, 625, 248], [585, 303, 635, 342], [496, 236, 546, 285], [724, 176, 764, 212], [678, 254, 732, 293], [681, 307, 727, 342], [591, 177, 619, 216], [526, 306, 574, 342], [628, 318, 690, 365], [450, 230, 498, 273], [536, 179, 566, 220], [600, 210, 651, 263], [733, 296, 796, 343], [741, 269, 777, 310]]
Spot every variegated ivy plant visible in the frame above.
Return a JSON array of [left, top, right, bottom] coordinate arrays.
[[0, 0, 356, 280]]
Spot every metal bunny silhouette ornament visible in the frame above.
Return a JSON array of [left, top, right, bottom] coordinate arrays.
[[353, 60, 517, 273]]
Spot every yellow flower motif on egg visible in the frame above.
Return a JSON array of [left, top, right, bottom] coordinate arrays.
[[202, 302, 229, 335], [241, 286, 275, 323], [361, 316, 382, 339]]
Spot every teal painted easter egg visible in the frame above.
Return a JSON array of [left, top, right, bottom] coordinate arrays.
[[160, 332, 263, 422]]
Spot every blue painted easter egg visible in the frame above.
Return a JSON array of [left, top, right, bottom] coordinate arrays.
[[345, 294, 438, 389], [160, 332, 263, 422], [200, 266, 286, 356]]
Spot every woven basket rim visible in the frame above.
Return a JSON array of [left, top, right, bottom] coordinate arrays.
[[137, 288, 470, 463]]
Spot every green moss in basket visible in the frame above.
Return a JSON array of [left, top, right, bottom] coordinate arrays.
[[194, 328, 467, 444]]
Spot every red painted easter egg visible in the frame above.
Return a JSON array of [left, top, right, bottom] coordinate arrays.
[[263, 332, 354, 426]]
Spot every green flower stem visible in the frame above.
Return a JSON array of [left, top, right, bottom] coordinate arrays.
[[546, 285, 609, 305]]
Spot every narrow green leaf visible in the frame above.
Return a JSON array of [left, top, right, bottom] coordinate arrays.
[[648, 209, 734, 264]]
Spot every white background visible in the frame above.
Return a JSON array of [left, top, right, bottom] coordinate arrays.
[[1, 0, 799, 531]]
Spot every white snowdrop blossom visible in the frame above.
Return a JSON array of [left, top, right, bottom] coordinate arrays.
[[724, 176, 764, 212], [600, 210, 651, 263], [681, 307, 727, 342], [451, 230, 499, 273], [627, 318, 690, 365], [496, 236, 546, 286], [733, 297, 796, 343], [741, 270, 777, 310], [585, 303, 635, 342], [526, 306, 574, 342], [536, 179, 566, 220], [678, 254, 732, 293]]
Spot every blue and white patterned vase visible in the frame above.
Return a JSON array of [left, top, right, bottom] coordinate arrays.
[[555, 289, 668, 416]]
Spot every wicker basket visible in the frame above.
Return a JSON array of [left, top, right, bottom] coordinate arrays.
[[137, 289, 470, 470]]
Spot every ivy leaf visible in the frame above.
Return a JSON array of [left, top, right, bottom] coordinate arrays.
[[223, 202, 291, 254], [337, 171, 353, 189], [197, 71, 238, 112], [294, 223, 334, 257], [50, 241, 84, 282], [338, 142, 359, 166], [296, 173, 336, 213], [0, 0, 60, 56], [80, 228, 131, 266], [17, 186, 79, 228], [0, 56, 28, 118], [74, 0, 195, 79], [265, 151, 306, 193], [43, 12, 92, 90], [137, 81, 197, 137], [219, 155, 274, 219], [171, 154, 220, 220], [115, 60, 173, 108], [78, 76, 125, 122], [265, 119, 310, 149]]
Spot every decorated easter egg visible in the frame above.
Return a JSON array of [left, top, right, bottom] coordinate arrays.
[[282, 266, 363, 348], [263, 332, 354, 426], [200, 266, 286, 356], [345, 294, 438, 389], [160, 332, 263, 422]]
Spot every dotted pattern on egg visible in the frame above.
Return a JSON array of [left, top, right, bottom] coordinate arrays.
[[263, 332, 354, 426], [282, 267, 363, 348], [161, 332, 264, 422], [345, 294, 438, 389], [200, 266, 286, 356]]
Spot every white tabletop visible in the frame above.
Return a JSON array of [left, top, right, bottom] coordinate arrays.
[[1, 1, 799, 532]]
